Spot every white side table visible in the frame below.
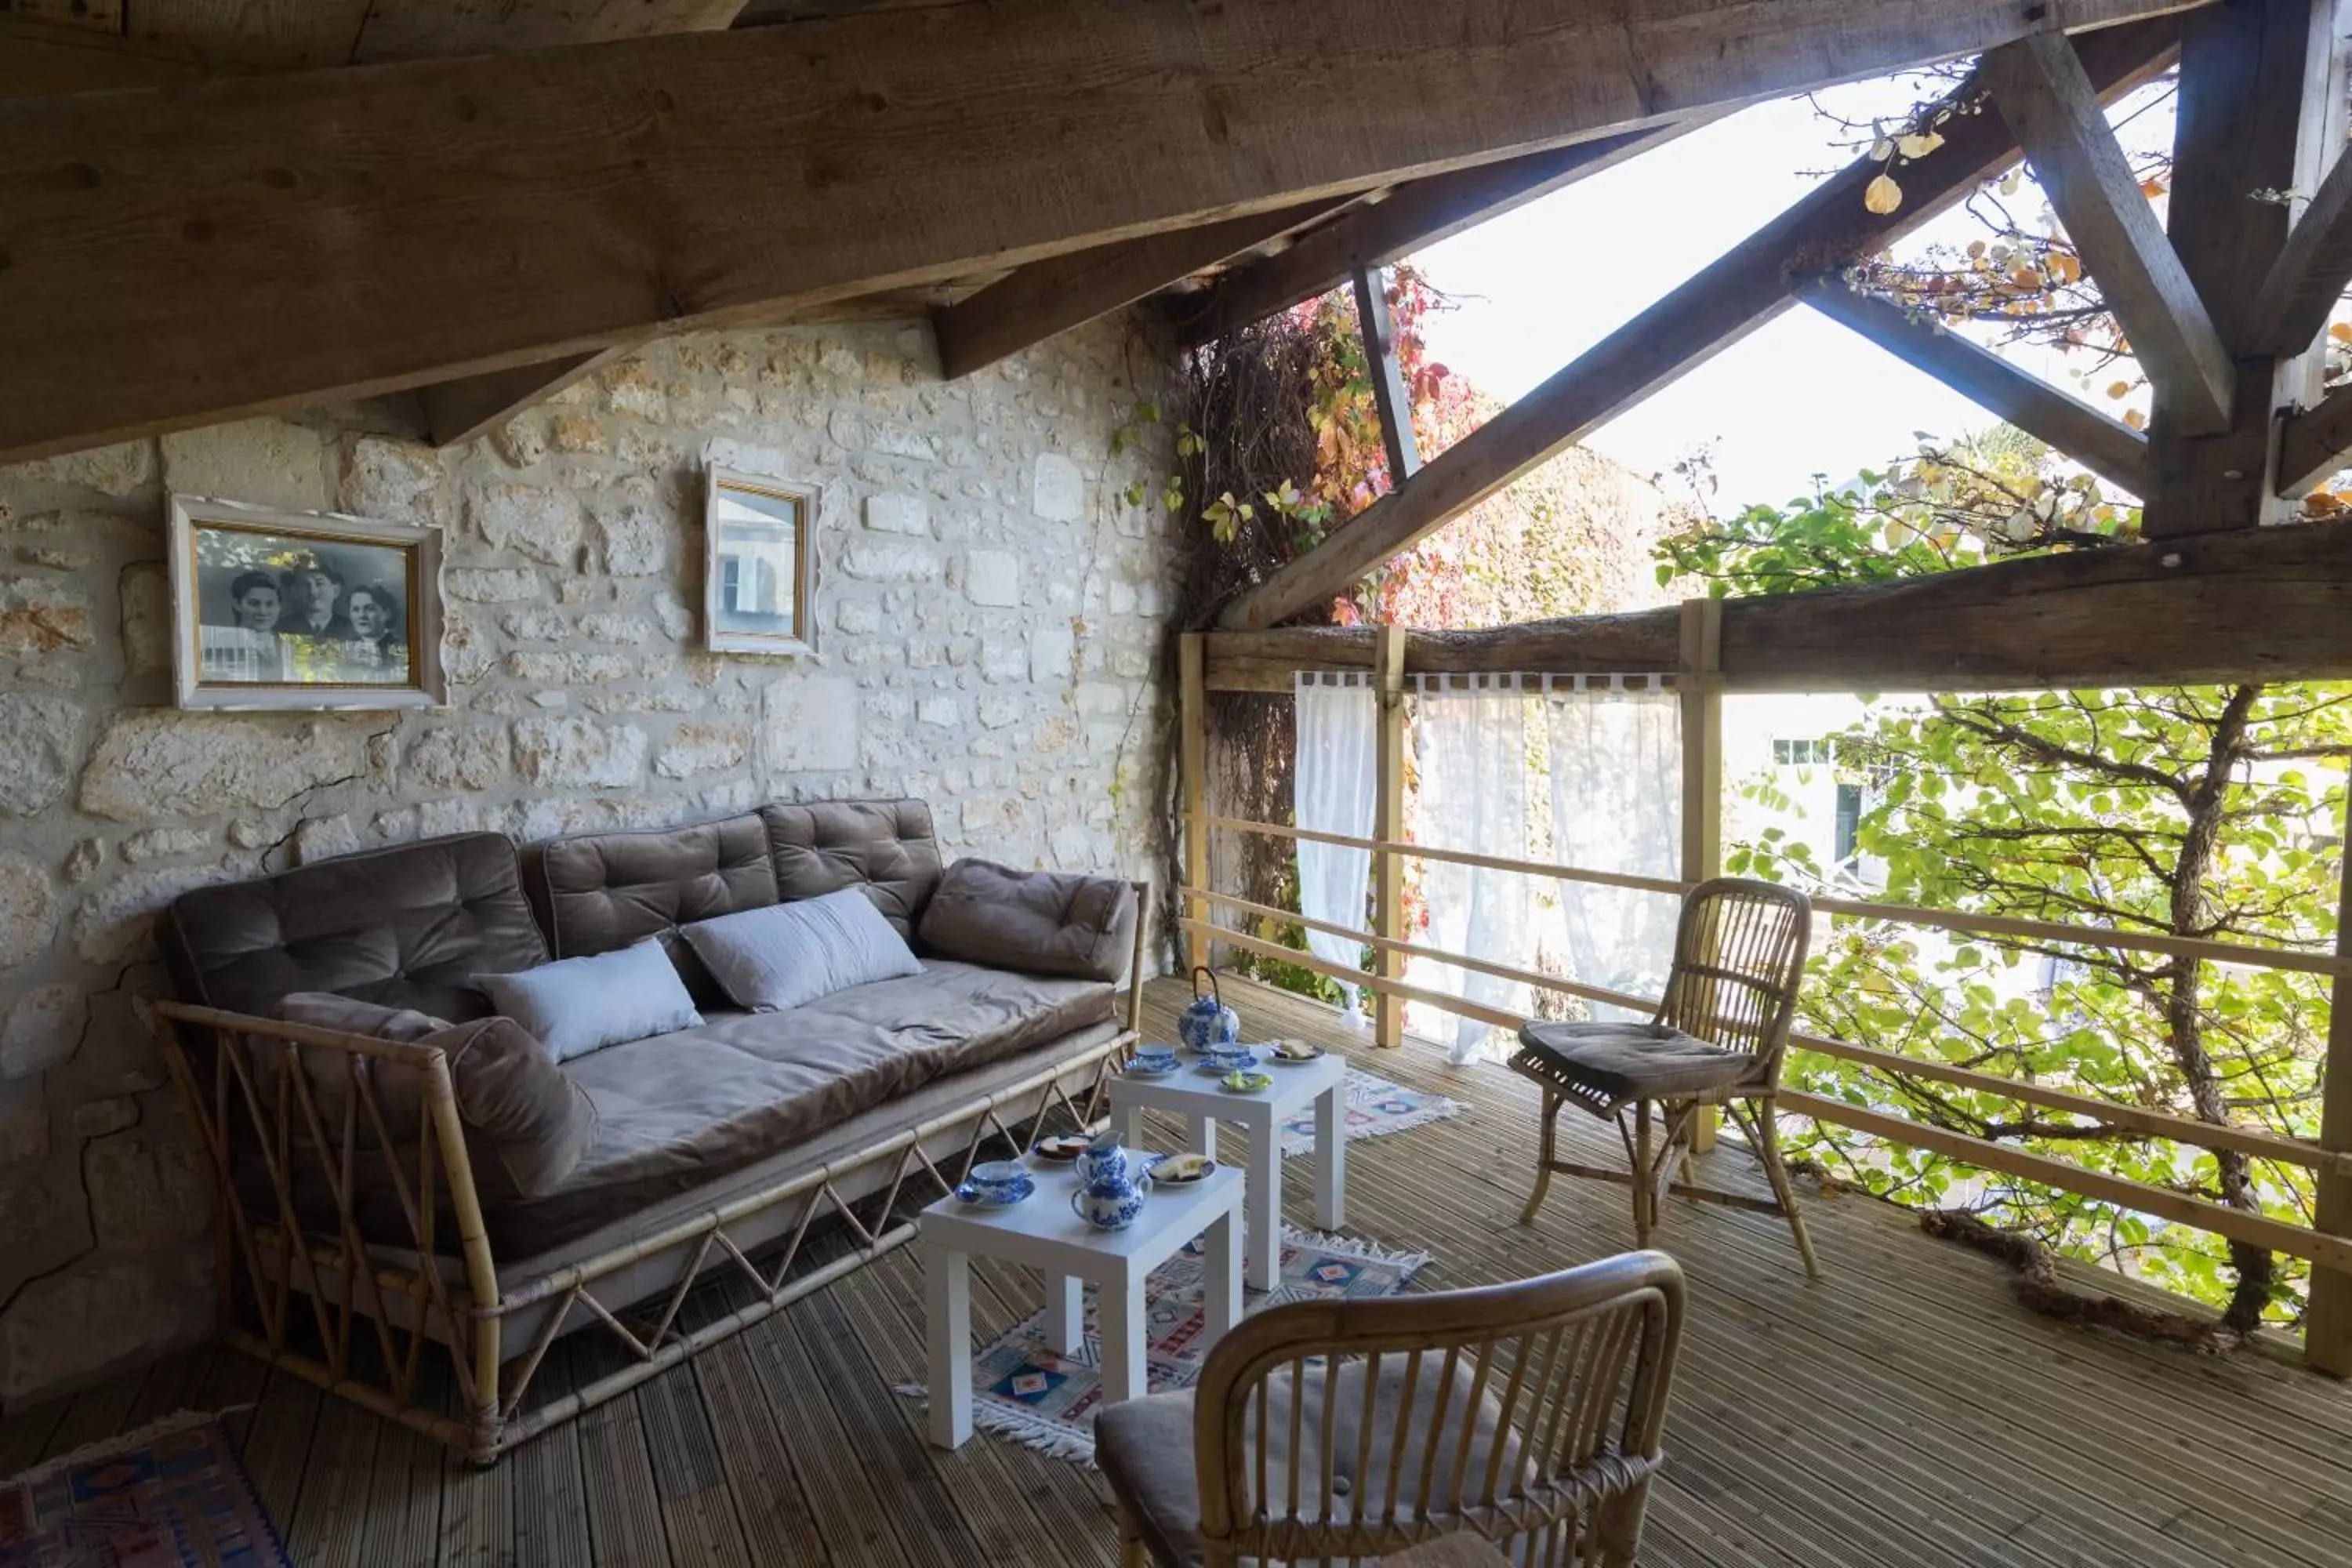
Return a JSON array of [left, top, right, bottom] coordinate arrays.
[[1108, 1051, 1347, 1292], [919, 1163, 1243, 1450]]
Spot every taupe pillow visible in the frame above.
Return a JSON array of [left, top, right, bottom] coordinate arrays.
[[916, 859, 1138, 982], [274, 993, 597, 1205]]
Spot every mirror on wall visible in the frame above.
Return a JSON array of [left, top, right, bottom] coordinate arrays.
[[702, 466, 818, 657]]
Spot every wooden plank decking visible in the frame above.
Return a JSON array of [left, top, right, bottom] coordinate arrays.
[[5, 974, 2350, 1566]]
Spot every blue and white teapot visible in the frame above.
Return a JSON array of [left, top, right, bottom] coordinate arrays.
[[1179, 967, 1240, 1054], [1069, 1131, 1152, 1230]]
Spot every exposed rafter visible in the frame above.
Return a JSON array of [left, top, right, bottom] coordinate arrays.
[[1163, 123, 1700, 346], [1982, 29, 2236, 437], [931, 198, 1348, 382], [2278, 383, 2352, 496], [419, 347, 635, 448], [0, 0, 2201, 462], [1353, 267, 1421, 481], [1214, 19, 2183, 632], [1798, 279, 2151, 495], [2255, 148, 2352, 361]]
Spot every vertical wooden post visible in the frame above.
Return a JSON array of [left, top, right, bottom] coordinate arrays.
[[1179, 632, 1210, 975], [1353, 265, 1423, 483], [2304, 782, 2352, 1375], [1679, 597, 1726, 1148], [1373, 623, 1410, 1048]]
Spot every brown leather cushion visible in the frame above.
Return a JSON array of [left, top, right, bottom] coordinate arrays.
[[916, 858, 1136, 982], [259, 993, 599, 1244], [521, 811, 779, 1006], [759, 799, 941, 936], [1514, 1020, 1758, 1106], [162, 833, 548, 1022], [1096, 1356, 1516, 1568], [494, 960, 1112, 1253]]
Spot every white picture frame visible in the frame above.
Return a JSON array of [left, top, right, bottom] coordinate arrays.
[[167, 495, 448, 712], [702, 466, 820, 658]]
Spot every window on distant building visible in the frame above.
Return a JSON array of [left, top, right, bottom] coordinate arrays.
[[1834, 782, 1863, 868], [1773, 738, 1835, 767]]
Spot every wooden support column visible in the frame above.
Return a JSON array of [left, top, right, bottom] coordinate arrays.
[[2305, 782, 2352, 1376], [1679, 597, 1726, 1149], [2147, 0, 2342, 532], [1179, 633, 1210, 975], [1373, 624, 1410, 1048]]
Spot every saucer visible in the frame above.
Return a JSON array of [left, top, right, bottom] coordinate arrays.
[[1148, 1152, 1216, 1185], [1194, 1058, 1256, 1078], [1029, 1134, 1089, 1163], [953, 1175, 1035, 1208], [1218, 1070, 1275, 1094], [1268, 1040, 1327, 1065], [1124, 1056, 1180, 1077]]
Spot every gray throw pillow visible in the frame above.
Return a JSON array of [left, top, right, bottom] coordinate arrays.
[[681, 887, 924, 1012], [473, 941, 703, 1062]]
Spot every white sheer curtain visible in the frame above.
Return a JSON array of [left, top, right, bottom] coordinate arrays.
[[1292, 673, 1378, 1024], [1406, 675, 1534, 1064], [1548, 678, 1682, 1021]]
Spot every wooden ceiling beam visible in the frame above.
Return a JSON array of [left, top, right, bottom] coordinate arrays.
[[0, 0, 2200, 463], [2249, 140, 2352, 358], [931, 198, 1349, 382], [1354, 267, 1422, 481], [1163, 123, 1698, 346], [2277, 382, 2352, 496], [1799, 279, 2151, 496], [418, 345, 635, 448], [1205, 521, 2352, 694], [1214, 19, 2184, 632], [0, 18, 216, 96], [1982, 30, 2237, 437]]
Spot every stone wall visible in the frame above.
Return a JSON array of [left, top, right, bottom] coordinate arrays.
[[0, 319, 1179, 1403]]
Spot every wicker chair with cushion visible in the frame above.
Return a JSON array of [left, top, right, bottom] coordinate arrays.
[[1095, 1250, 1686, 1568], [1512, 877, 1819, 1276]]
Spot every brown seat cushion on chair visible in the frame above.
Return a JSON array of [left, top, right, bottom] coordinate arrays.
[[916, 859, 1137, 982], [1095, 1356, 1517, 1568], [1515, 1020, 1758, 1106]]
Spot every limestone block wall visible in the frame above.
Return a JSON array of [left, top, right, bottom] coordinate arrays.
[[0, 319, 1179, 1403]]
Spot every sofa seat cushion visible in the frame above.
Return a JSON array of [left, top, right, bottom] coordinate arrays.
[[918, 858, 1138, 982], [490, 960, 1112, 1251]]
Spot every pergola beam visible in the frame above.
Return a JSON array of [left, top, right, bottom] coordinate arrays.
[[419, 346, 636, 448], [2249, 144, 2352, 358], [1982, 30, 2237, 437], [1215, 18, 2184, 632], [1164, 123, 1700, 346], [931, 198, 1348, 382], [2278, 383, 2352, 495], [1354, 267, 1422, 481], [0, 0, 2199, 461], [1799, 279, 2152, 495]]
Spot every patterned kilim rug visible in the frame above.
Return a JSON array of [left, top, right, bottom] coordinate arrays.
[[0, 1410, 287, 1568], [1276, 1069, 1465, 1158], [901, 1226, 1428, 1465]]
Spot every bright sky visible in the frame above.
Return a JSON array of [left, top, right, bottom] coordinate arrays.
[[1409, 78, 2162, 513]]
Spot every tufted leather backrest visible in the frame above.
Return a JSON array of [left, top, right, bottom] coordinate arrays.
[[161, 833, 550, 1022], [520, 811, 780, 1005], [759, 799, 942, 936]]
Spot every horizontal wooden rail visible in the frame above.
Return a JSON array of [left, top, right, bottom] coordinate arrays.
[[1177, 918, 1523, 1033], [1779, 1091, 2352, 1274], [1791, 1032, 2352, 1180], [1187, 884, 1657, 1018], [1193, 812, 1692, 898], [1194, 813, 2351, 979]]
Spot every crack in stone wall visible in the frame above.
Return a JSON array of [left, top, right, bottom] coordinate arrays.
[[0, 318, 1180, 1403]]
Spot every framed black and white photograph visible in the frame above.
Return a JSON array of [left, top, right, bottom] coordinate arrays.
[[168, 495, 447, 711], [703, 466, 818, 657]]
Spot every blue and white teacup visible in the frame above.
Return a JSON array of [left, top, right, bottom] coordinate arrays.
[[1131, 1045, 1179, 1074], [1204, 1044, 1258, 1076], [967, 1160, 1030, 1205]]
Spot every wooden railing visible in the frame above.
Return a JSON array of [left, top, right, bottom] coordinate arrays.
[[1175, 622, 2352, 1370]]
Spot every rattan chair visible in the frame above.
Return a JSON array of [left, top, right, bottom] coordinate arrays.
[[1096, 1250, 1686, 1568], [1511, 877, 1819, 1276]]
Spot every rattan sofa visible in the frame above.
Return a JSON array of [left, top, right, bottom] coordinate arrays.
[[149, 798, 1145, 1462]]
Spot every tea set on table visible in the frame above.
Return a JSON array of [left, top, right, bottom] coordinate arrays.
[[948, 967, 1325, 1232]]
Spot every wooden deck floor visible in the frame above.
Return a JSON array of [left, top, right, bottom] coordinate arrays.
[[6, 974, 2351, 1566]]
